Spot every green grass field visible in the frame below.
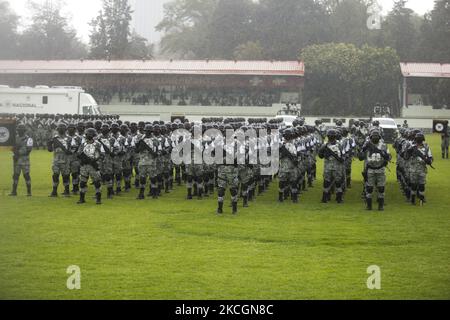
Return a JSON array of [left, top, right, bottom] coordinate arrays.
[[0, 134, 449, 300]]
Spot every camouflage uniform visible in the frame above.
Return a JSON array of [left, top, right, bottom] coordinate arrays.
[[136, 134, 159, 199], [441, 127, 449, 159], [360, 139, 390, 210], [278, 138, 299, 203], [77, 137, 103, 204], [318, 133, 345, 203], [10, 129, 33, 196], [48, 131, 71, 196], [405, 140, 433, 205]]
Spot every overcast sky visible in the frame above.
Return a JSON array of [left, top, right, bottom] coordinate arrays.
[[7, 0, 436, 43]]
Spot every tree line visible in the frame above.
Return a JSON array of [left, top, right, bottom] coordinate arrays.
[[0, 0, 153, 60], [1, 0, 449, 115]]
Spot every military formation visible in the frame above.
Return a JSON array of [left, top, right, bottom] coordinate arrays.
[[3, 112, 438, 214]]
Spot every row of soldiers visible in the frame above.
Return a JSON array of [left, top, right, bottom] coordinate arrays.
[[7, 113, 434, 214]]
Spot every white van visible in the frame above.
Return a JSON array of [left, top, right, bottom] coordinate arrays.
[[0, 86, 100, 115], [372, 117, 399, 143]]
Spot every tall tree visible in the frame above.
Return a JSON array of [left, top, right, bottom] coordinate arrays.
[[89, 0, 133, 59], [252, 0, 331, 59], [233, 41, 265, 60], [428, 0, 450, 62], [382, 0, 419, 61], [301, 43, 401, 116], [0, 1, 19, 59], [18, 0, 87, 59], [156, 0, 218, 58], [206, 0, 256, 59]]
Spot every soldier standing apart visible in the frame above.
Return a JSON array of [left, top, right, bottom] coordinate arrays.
[[9, 124, 33, 196], [136, 124, 159, 200], [441, 125, 449, 159], [77, 128, 104, 204], [405, 132, 433, 205], [67, 123, 82, 194], [216, 125, 240, 215], [278, 128, 299, 203], [48, 123, 72, 197], [318, 129, 346, 203], [359, 130, 391, 211]]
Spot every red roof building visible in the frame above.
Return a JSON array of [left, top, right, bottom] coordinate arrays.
[[0, 60, 304, 77]]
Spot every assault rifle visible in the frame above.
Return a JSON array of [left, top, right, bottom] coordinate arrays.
[[325, 144, 344, 163], [78, 152, 99, 171], [52, 137, 72, 155], [412, 146, 435, 170]]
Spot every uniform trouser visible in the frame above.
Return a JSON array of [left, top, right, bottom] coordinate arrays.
[[186, 164, 204, 191], [122, 157, 133, 185], [139, 163, 158, 191], [112, 157, 123, 188], [52, 159, 70, 188], [442, 141, 449, 158], [409, 171, 427, 199], [217, 166, 239, 203], [323, 167, 344, 195], [13, 158, 31, 188], [79, 164, 102, 194], [366, 170, 386, 200], [101, 157, 114, 188], [69, 156, 80, 188], [279, 169, 299, 196]]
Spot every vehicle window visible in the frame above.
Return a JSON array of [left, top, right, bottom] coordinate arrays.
[[42, 96, 48, 104]]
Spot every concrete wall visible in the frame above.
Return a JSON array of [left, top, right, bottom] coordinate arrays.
[[402, 105, 450, 118]]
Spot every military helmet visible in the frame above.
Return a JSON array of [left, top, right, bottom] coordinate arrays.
[[85, 128, 97, 139], [144, 124, 153, 132], [370, 129, 381, 138], [327, 129, 337, 138]]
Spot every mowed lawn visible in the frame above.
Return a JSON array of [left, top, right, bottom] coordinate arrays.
[[0, 134, 449, 300]]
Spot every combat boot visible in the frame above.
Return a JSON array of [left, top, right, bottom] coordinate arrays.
[[232, 202, 238, 215], [96, 192, 102, 205], [107, 187, 114, 199], [137, 188, 145, 200], [243, 194, 249, 207], [197, 187, 203, 200], [193, 184, 198, 197], [336, 192, 343, 204], [321, 192, 329, 203], [49, 187, 58, 197], [77, 192, 86, 204], [63, 185, 71, 197], [152, 188, 158, 199], [186, 188, 193, 200], [217, 201, 223, 214], [124, 181, 131, 192], [258, 184, 264, 195], [72, 184, 79, 195], [26, 184, 32, 197], [292, 192, 298, 203], [165, 182, 170, 194], [134, 178, 140, 189], [378, 198, 384, 211], [278, 191, 284, 203], [308, 178, 313, 188], [116, 186, 122, 195], [366, 197, 373, 211], [9, 183, 18, 196]]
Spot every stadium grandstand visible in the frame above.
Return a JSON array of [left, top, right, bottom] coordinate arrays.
[[400, 62, 450, 119], [0, 60, 304, 122]]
